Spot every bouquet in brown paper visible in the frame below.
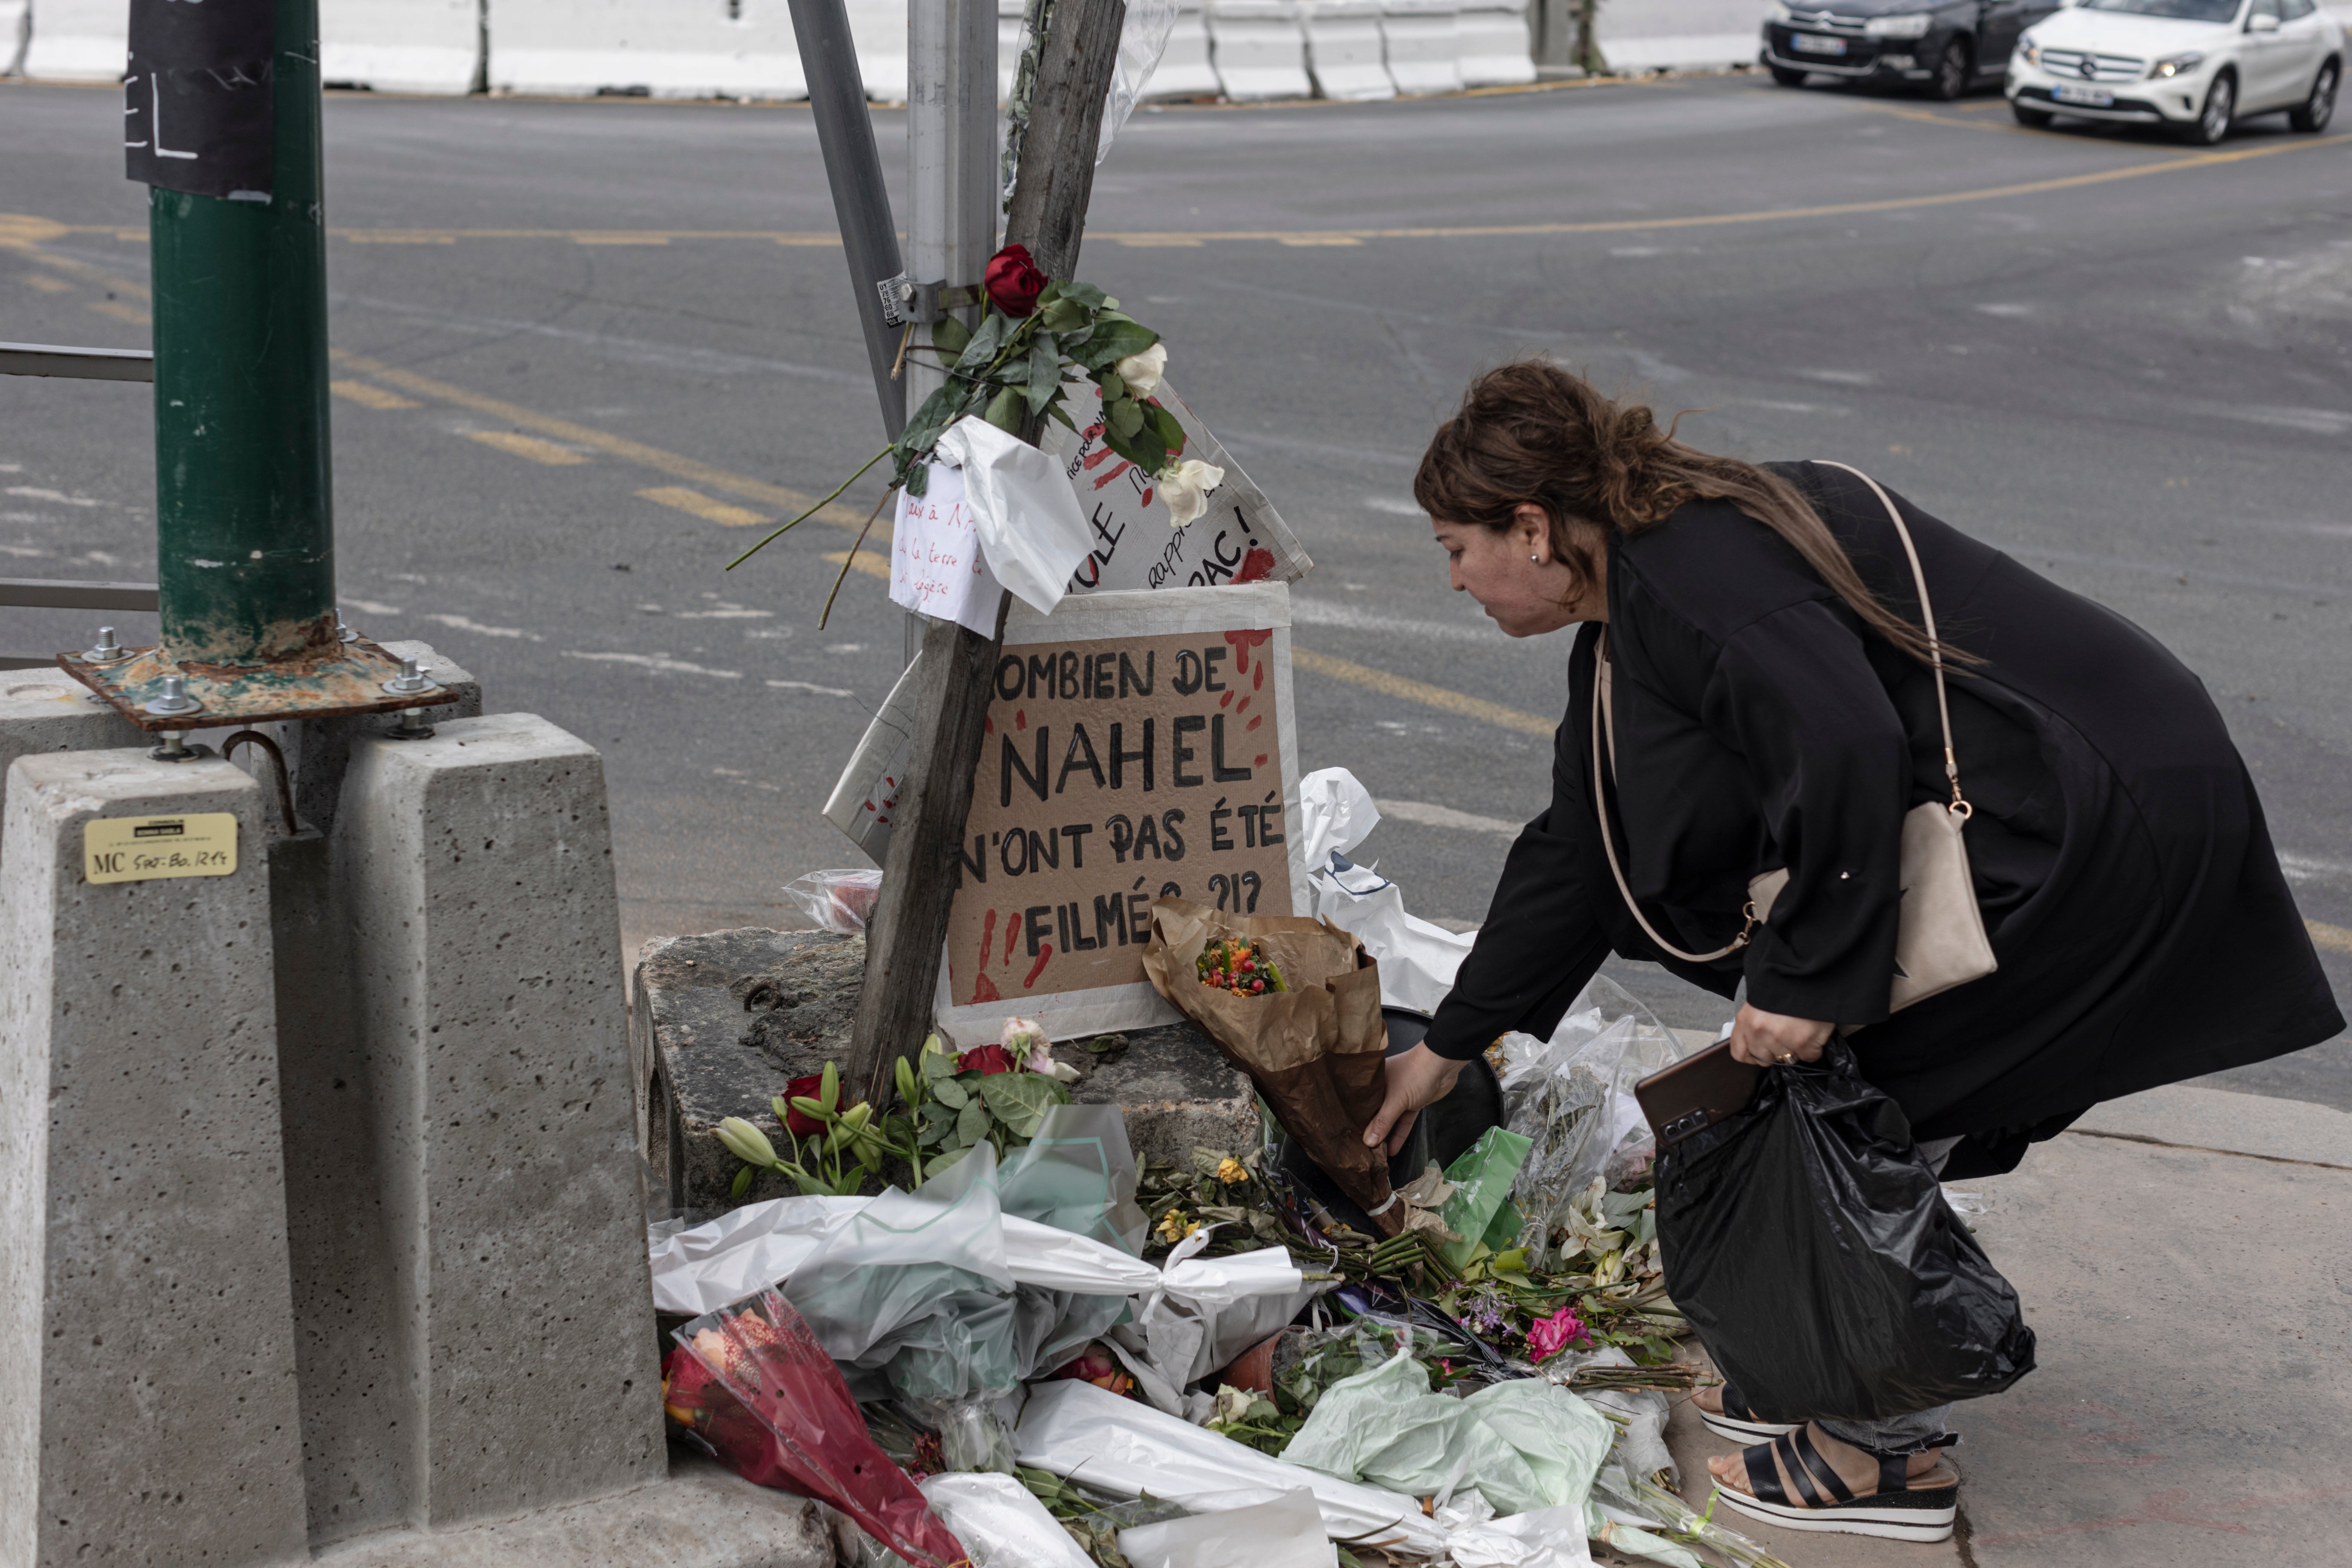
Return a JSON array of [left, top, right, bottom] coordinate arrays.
[[1141, 897, 1400, 1235]]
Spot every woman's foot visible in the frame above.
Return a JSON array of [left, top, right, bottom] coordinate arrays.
[[1707, 1422, 1959, 1542], [1691, 1381, 1801, 1444]]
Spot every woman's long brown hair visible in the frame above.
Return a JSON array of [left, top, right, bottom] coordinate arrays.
[[1413, 359, 1960, 667]]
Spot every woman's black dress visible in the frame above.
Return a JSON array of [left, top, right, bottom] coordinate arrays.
[[1421, 461, 2342, 1177]]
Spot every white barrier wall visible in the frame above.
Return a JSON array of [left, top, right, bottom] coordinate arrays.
[[1151, 0, 1224, 98], [1457, 0, 1535, 86], [488, 0, 809, 100], [2, 0, 28, 77], [1302, 0, 1393, 99], [1382, 0, 1462, 95], [1597, 0, 1767, 72], [322, 0, 481, 95], [1208, 0, 1312, 101], [844, 0, 907, 102], [20, 0, 122, 82]]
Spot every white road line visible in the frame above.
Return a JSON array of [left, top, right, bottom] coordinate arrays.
[[766, 678, 854, 697], [1290, 596, 1497, 644], [563, 650, 742, 680], [342, 597, 404, 616], [1372, 799, 1522, 835], [424, 612, 542, 640]]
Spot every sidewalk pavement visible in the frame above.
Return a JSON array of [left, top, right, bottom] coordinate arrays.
[[1663, 1081, 2352, 1568]]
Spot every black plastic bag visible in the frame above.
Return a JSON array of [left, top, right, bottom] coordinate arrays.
[[1654, 1040, 2035, 1423]]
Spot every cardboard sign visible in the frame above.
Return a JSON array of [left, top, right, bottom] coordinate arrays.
[[1043, 380, 1312, 596], [84, 813, 240, 884], [126, 0, 277, 199], [930, 583, 1307, 1045]]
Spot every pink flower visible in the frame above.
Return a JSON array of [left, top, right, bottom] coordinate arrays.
[[1525, 1306, 1586, 1363]]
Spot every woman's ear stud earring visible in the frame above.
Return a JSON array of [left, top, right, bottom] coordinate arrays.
[[1531, 554, 1541, 562]]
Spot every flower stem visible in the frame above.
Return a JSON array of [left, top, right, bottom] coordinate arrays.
[[724, 444, 892, 570]]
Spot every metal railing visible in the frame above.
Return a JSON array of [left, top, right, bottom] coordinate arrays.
[[1, 341, 159, 667], [1, 579, 160, 671], [0, 342, 157, 383]]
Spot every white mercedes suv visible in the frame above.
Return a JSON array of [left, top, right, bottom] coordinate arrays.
[[2006, 0, 2342, 142]]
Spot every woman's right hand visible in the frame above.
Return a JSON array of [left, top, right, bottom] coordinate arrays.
[[1363, 1043, 1467, 1158]]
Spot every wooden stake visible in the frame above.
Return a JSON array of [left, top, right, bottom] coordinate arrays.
[[845, 0, 1129, 1105]]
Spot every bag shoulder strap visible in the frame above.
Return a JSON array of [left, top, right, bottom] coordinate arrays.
[[1592, 634, 1755, 964], [1808, 459, 1969, 815]]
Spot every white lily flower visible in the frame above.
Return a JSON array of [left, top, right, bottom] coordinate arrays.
[[1157, 457, 1225, 528], [1113, 342, 1167, 398]]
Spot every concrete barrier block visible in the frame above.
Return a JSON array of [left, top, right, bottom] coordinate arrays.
[[19, 0, 122, 81], [1149, 1, 1225, 98], [0, 748, 309, 1566], [1304, 0, 1395, 98], [323, 712, 661, 1530], [2, 1, 28, 77], [1209, 0, 1313, 101], [1596, 0, 1772, 72], [488, 0, 809, 101], [1382, 0, 1464, 95], [844, 0, 908, 103], [0, 670, 146, 874], [322, 0, 483, 95], [1457, 0, 1536, 86]]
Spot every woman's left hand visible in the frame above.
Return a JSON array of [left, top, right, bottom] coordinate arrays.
[[1727, 1004, 1835, 1067]]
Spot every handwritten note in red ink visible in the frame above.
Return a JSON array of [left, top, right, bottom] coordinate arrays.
[[891, 463, 1005, 636]]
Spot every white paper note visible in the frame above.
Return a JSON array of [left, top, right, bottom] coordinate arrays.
[[890, 463, 1005, 637]]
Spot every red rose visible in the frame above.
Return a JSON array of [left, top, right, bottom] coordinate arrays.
[[983, 243, 1048, 318], [956, 1043, 1015, 1076], [782, 1075, 826, 1138]]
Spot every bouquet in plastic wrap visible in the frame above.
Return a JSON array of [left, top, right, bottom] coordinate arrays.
[[664, 1289, 968, 1568], [1489, 977, 1688, 1259]]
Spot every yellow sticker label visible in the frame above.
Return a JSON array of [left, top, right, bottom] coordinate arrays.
[[83, 813, 240, 884]]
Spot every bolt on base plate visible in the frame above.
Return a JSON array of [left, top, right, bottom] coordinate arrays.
[[57, 635, 454, 731]]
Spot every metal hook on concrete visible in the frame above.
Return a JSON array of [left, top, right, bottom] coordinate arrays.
[[222, 729, 298, 837]]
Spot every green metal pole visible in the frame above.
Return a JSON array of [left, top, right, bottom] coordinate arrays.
[[149, 0, 336, 669]]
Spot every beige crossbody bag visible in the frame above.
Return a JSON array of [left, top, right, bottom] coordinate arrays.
[[1591, 461, 1997, 1018]]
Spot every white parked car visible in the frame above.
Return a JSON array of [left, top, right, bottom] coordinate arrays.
[[2006, 0, 2342, 142]]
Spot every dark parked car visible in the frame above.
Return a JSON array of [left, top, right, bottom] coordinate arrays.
[[1761, 0, 2067, 98]]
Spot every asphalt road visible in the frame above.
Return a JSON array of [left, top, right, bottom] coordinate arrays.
[[4, 68, 2347, 1099]]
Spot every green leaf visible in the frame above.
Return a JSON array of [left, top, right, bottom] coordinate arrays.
[[730, 1163, 755, 1199], [1104, 426, 1168, 479], [976, 1071, 1064, 1139], [1058, 280, 1107, 309], [1040, 297, 1090, 335], [1143, 401, 1186, 451], [1073, 318, 1160, 374], [956, 1098, 993, 1146], [1022, 334, 1062, 415], [903, 462, 929, 498], [1095, 369, 1127, 404], [1046, 400, 1078, 432], [930, 315, 971, 358], [984, 385, 1025, 432], [956, 310, 1012, 373], [922, 1045, 957, 1081], [930, 1075, 970, 1111], [1106, 396, 1145, 441]]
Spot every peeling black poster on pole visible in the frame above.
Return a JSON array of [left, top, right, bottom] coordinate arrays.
[[125, 0, 277, 199]]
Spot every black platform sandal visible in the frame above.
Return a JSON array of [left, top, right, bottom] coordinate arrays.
[[1714, 1425, 1959, 1543], [1697, 1382, 1802, 1444]]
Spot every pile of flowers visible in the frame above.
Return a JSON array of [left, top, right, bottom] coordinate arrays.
[[716, 1018, 1080, 1199]]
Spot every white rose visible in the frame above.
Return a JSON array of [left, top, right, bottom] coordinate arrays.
[[1112, 342, 1167, 398], [1157, 457, 1225, 529]]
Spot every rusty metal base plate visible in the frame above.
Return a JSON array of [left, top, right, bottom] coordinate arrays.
[[58, 638, 456, 732]]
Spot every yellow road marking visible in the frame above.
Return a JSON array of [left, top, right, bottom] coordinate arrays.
[[331, 379, 421, 410], [641, 485, 769, 527], [330, 349, 880, 537], [345, 233, 455, 244], [823, 549, 892, 582], [1290, 648, 1557, 738], [85, 298, 150, 326], [23, 273, 72, 293], [465, 429, 588, 465], [2311, 919, 2352, 956], [15, 131, 2328, 254]]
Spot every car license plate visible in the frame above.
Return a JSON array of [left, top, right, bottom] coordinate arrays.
[[1792, 33, 1848, 55], [2053, 82, 2114, 106]]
